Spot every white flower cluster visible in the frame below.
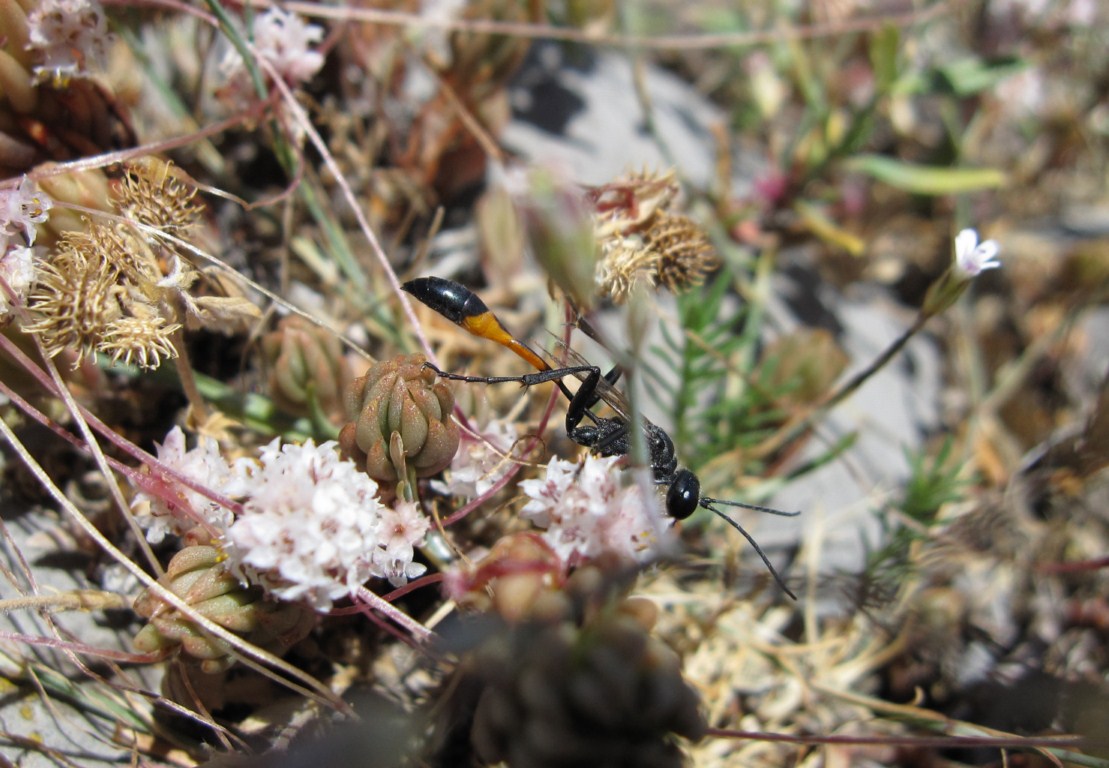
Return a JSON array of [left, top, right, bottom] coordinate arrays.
[[0, 177, 51, 318], [221, 8, 324, 88], [132, 428, 429, 611], [431, 418, 518, 500], [225, 439, 429, 609], [132, 427, 236, 544], [519, 455, 676, 566], [26, 0, 112, 85]]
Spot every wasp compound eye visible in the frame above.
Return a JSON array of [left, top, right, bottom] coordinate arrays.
[[666, 469, 700, 520]]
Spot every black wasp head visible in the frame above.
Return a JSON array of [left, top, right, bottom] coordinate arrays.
[[666, 469, 701, 520], [667, 469, 800, 600]]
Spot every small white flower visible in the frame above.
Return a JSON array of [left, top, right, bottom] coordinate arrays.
[[131, 426, 236, 544], [97, 562, 141, 597], [1, 178, 53, 246], [0, 245, 37, 318], [374, 501, 431, 586], [519, 455, 580, 528], [519, 455, 675, 565], [954, 228, 1002, 278], [224, 440, 430, 611], [26, 0, 111, 84], [430, 419, 518, 500], [220, 8, 324, 88]]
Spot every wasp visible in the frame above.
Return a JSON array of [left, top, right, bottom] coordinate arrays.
[[402, 276, 798, 599]]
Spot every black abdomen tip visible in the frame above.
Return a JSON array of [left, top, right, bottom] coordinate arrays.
[[401, 276, 489, 325]]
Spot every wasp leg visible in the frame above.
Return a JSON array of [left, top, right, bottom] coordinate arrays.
[[422, 362, 606, 428], [579, 365, 622, 411]]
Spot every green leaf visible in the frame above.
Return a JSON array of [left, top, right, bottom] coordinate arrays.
[[935, 55, 1029, 96], [794, 200, 866, 256], [844, 155, 1006, 195], [869, 24, 900, 93]]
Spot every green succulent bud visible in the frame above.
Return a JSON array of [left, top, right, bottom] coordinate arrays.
[[262, 315, 355, 426], [339, 353, 460, 484], [133, 545, 316, 673]]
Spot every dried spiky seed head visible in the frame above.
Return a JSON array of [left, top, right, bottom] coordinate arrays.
[[24, 221, 186, 369], [595, 236, 659, 304], [100, 314, 179, 369], [112, 158, 204, 237], [25, 240, 121, 364], [589, 170, 719, 302], [646, 211, 719, 292], [589, 168, 680, 237]]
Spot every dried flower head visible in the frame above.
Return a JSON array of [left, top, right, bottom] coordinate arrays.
[[99, 313, 180, 370], [519, 455, 677, 566], [25, 233, 126, 364], [594, 236, 657, 305], [24, 160, 258, 368], [26, 0, 112, 85], [590, 169, 680, 233], [112, 159, 204, 236], [24, 223, 182, 369], [646, 211, 719, 292], [224, 439, 430, 611], [589, 169, 718, 304]]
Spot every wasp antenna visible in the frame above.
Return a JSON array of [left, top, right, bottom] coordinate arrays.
[[703, 502, 798, 600], [702, 496, 801, 517]]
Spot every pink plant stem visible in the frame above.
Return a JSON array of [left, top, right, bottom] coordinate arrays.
[[0, 335, 243, 522], [353, 585, 433, 645]]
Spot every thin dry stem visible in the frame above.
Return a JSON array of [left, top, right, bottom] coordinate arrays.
[[287, 2, 948, 52]]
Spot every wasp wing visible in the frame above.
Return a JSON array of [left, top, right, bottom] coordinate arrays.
[[548, 338, 634, 422]]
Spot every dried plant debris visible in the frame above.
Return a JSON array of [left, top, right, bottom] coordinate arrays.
[[591, 170, 720, 303], [25, 160, 258, 369]]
